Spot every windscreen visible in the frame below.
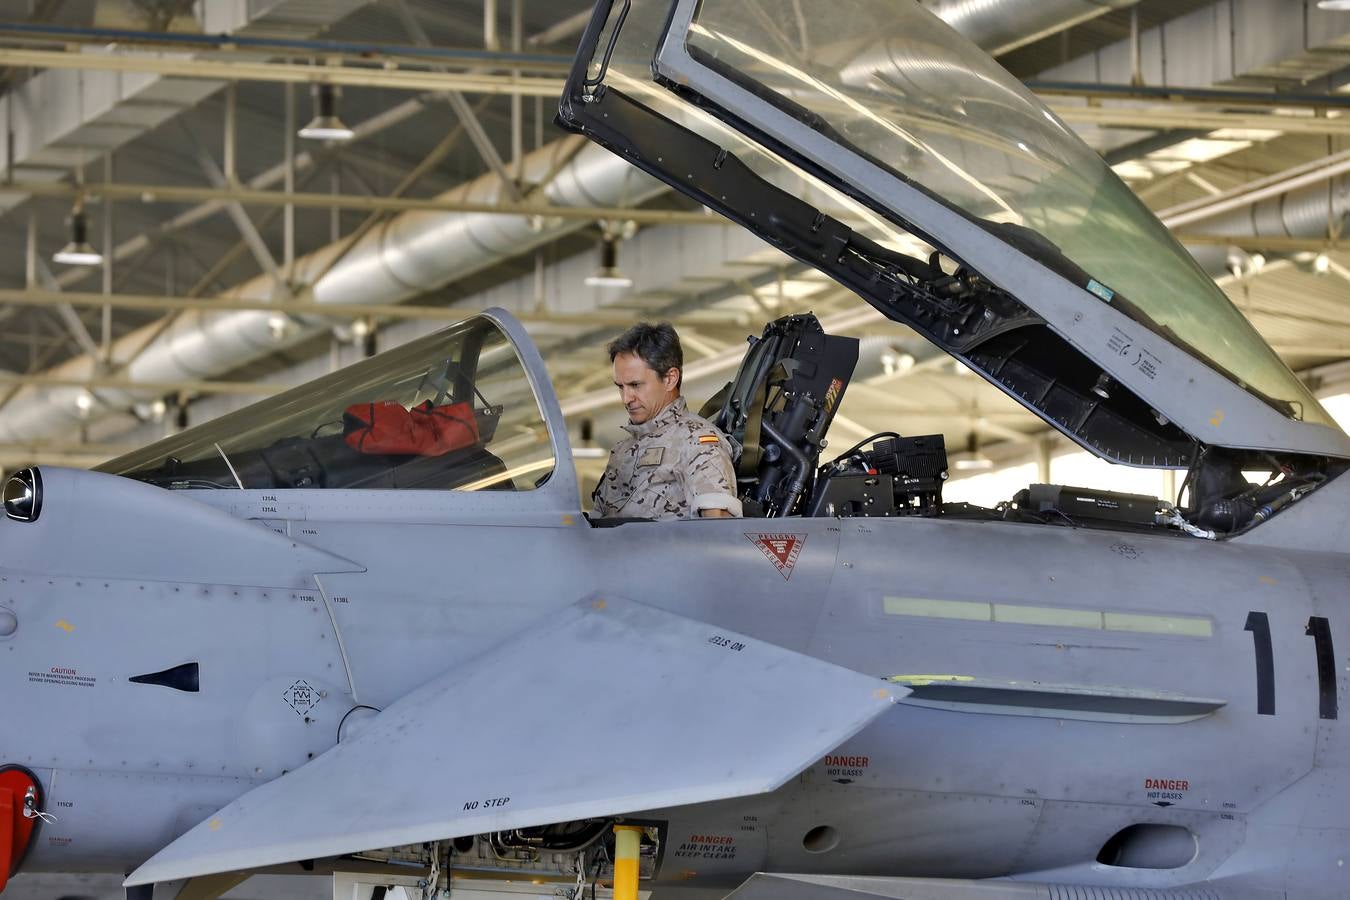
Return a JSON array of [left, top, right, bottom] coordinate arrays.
[[667, 0, 1331, 427], [585, 0, 930, 254], [99, 317, 555, 492]]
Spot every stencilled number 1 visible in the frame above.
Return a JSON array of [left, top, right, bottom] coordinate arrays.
[[1306, 616, 1338, 720], [1244, 612, 1275, 716], [1244, 611, 1338, 720]]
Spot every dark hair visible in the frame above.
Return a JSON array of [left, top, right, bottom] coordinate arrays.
[[607, 322, 683, 387]]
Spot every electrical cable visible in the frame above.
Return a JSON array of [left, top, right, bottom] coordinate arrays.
[[827, 432, 902, 466]]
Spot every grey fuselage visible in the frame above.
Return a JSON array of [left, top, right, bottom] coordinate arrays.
[[3, 465, 1347, 899]]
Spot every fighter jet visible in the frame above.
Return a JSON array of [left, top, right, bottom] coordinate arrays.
[[4, 1, 1349, 899]]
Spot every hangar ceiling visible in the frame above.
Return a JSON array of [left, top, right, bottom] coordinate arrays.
[[0, 0, 1347, 495]]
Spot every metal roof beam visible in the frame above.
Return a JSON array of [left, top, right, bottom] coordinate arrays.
[[526, 10, 592, 48], [24, 213, 103, 362], [29, 95, 435, 296], [1048, 103, 1350, 137], [388, 0, 525, 203], [0, 22, 573, 72], [0, 0, 378, 213], [1158, 148, 1350, 229], [183, 123, 293, 299], [285, 94, 488, 296], [1030, 80, 1350, 110], [3, 180, 725, 225], [0, 288, 740, 330], [0, 287, 478, 322], [1174, 235, 1350, 253], [0, 372, 281, 396], [0, 47, 565, 95]]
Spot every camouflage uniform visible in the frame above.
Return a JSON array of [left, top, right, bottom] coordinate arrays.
[[592, 397, 742, 520]]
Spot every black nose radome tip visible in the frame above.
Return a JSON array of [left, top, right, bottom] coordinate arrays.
[[3, 467, 42, 522]]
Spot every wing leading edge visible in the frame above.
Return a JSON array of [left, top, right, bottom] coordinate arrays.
[[127, 595, 900, 886]]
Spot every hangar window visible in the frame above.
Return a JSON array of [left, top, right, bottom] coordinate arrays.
[[99, 317, 555, 492]]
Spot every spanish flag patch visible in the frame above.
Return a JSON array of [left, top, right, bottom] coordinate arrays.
[[698, 435, 720, 444]]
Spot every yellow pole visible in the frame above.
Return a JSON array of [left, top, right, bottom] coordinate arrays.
[[612, 825, 643, 900]]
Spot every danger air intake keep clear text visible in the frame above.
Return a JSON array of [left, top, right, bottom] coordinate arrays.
[[673, 834, 737, 861]]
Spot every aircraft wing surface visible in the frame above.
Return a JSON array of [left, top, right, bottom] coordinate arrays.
[[728, 875, 1054, 899], [128, 596, 899, 886], [726, 874, 1269, 899]]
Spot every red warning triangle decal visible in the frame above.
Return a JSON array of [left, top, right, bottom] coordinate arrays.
[[745, 533, 807, 580]]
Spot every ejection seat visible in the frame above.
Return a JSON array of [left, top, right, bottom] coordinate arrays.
[[700, 314, 859, 517]]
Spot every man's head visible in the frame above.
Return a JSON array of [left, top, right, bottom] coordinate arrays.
[[608, 322, 683, 425]]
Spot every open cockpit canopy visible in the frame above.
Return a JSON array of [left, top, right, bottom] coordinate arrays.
[[558, 0, 1350, 464], [100, 314, 557, 493]]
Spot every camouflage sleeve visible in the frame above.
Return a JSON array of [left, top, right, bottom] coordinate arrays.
[[591, 448, 620, 518], [683, 427, 743, 517]]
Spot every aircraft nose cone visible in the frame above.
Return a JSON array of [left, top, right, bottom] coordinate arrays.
[[0, 608, 14, 637]]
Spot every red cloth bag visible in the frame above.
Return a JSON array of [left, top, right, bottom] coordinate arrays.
[[343, 400, 480, 456]]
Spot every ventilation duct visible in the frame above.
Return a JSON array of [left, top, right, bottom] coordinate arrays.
[[1202, 180, 1350, 244], [1179, 178, 1350, 277], [0, 140, 663, 443]]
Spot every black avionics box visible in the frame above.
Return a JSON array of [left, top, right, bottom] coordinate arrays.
[[1015, 483, 1159, 526]]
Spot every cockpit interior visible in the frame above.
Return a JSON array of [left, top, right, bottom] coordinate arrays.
[[94, 0, 1350, 543], [96, 305, 1341, 543], [692, 311, 1339, 539], [98, 317, 556, 494]]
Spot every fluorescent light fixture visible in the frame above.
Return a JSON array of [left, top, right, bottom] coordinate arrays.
[[1110, 160, 1156, 182], [1318, 0, 1350, 10], [1113, 129, 1281, 182], [584, 236, 633, 288], [584, 273, 634, 287], [298, 85, 354, 142], [298, 120, 355, 141], [52, 246, 102, 266], [52, 210, 102, 266], [1155, 137, 1254, 165], [954, 431, 992, 470], [880, 350, 916, 377], [267, 313, 290, 341], [1208, 128, 1282, 142]]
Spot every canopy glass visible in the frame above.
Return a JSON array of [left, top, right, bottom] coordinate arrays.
[[100, 317, 556, 492], [659, 0, 1330, 427]]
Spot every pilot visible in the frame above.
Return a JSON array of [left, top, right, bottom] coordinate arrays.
[[592, 322, 742, 520]]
